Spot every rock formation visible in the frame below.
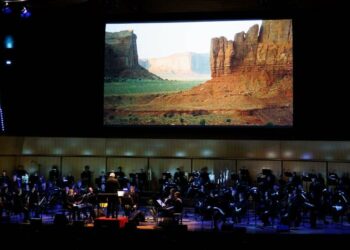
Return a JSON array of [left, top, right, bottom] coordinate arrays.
[[105, 30, 161, 80], [140, 52, 210, 80], [210, 20, 292, 78]]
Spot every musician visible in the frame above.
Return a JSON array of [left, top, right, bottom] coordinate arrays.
[[0, 185, 12, 220], [29, 172, 40, 189], [14, 165, 28, 180], [65, 188, 81, 221], [332, 189, 348, 223], [137, 168, 147, 192], [95, 171, 106, 191], [106, 172, 120, 218], [82, 187, 97, 221], [309, 175, 322, 228], [231, 191, 247, 224], [49, 165, 60, 185], [64, 173, 75, 189], [115, 166, 125, 179], [205, 191, 225, 231], [81, 165, 92, 188], [199, 167, 210, 186], [28, 185, 41, 218], [174, 167, 187, 193], [164, 188, 176, 207], [287, 186, 304, 227], [157, 191, 183, 224], [258, 191, 273, 226], [173, 191, 183, 224], [123, 185, 139, 216], [0, 170, 11, 188]]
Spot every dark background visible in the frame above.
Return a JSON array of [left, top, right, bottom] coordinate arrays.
[[0, 0, 348, 140]]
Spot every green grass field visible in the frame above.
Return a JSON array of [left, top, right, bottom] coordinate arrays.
[[104, 79, 204, 96]]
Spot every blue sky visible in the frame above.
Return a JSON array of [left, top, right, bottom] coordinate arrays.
[[106, 20, 262, 59]]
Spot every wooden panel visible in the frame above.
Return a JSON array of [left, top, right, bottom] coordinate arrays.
[[8, 136, 350, 166], [106, 138, 155, 157], [283, 161, 326, 176], [237, 160, 282, 184], [227, 140, 281, 159], [280, 141, 350, 161], [61, 157, 106, 185], [17, 156, 61, 178], [0, 136, 24, 155], [22, 137, 106, 156], [0, 156, 17, 174], [105, 138, 281, 159], [106, 157, 148, 178], [58, 138, 106, 156], [149, 158, 191, 185]]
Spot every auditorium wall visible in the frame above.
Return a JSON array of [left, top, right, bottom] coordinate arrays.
[[1, 136, 350, 189]]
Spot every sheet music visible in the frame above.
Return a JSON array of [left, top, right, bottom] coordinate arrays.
[[156, 199, 166, 207]]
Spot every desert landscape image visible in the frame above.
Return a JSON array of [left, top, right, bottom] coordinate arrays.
[[104, 20, 293, 126]]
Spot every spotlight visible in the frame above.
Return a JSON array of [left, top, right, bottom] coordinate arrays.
[[5, 60, 12, 65], [20, 6, 30, 18], [1, 2, 12, 14], [4, 35, 14, 49]]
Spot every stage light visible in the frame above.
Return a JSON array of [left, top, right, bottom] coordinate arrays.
[[20, 6, 30, 18], [175, 151, 186, 157], [124, 150, 134, 156], [201, 149, 213, 157], [301, 152, 313, 160], [5, 60, 12, 65], [266, 151, 277, 158], [1, 2, 12, 14], [0, 104, 5, 132], [4, 35, 14, 49], [22, 149, 33, 154]]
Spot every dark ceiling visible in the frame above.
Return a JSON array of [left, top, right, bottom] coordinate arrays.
[[29, 0, 344, 14]]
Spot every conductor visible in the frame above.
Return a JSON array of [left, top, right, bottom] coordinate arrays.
[[106, 172, 120, 218]]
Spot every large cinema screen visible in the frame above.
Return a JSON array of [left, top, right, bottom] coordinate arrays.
[[104, 19, 293, 126]]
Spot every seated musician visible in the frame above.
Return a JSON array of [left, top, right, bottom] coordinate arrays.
[[82, 187, 97, 221], [157, 191, 183, 222], [65, 188, 81, 221], [173, 191, 183, 213], [123, 185, 139, 216], [164, 188, 176, 207]]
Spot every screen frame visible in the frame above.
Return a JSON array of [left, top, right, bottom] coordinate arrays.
[[102, 12, 296, 140]]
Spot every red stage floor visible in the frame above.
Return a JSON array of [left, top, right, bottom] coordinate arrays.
[[94, 216, 128, 228]]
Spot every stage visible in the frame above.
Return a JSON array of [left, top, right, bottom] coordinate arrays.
[[2, 206, 350, 235]]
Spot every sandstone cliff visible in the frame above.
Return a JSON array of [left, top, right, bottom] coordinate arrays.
[[105, 30, 161, 80], [140, 52, 210, 80], [211, 20, 292, 78]]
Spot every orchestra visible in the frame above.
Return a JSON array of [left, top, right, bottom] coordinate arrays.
[[0, 164, 350, 232]]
